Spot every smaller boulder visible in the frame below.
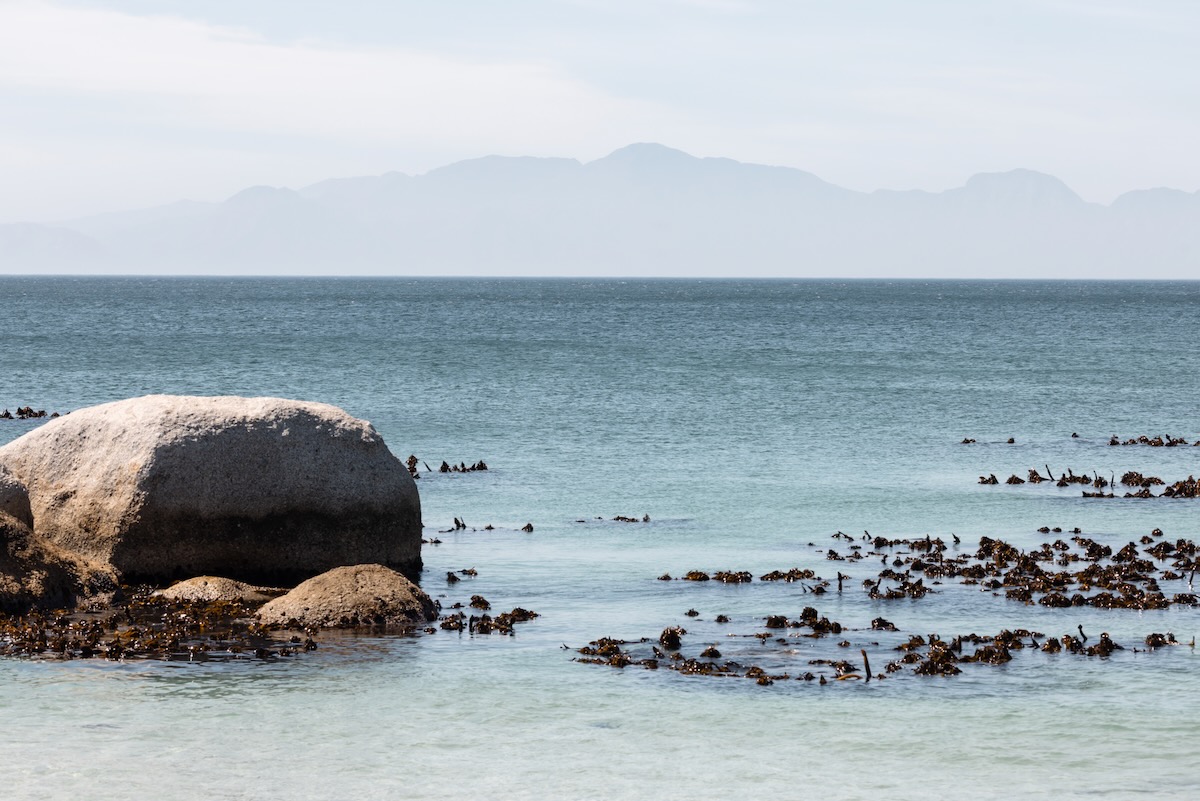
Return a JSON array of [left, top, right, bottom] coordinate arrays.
[[1, 511, 117, 613], [154, 576, 283, 604], [257, 564, 435, 629]]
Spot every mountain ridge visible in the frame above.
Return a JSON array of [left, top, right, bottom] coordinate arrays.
[[3, 143, 1198, 277]]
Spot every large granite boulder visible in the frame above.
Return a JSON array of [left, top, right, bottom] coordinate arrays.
[[257, 564, 436, 628], [0, 395, 422, 585]]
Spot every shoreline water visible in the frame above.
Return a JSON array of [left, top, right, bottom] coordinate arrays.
[[2, 277, 1199, 799]]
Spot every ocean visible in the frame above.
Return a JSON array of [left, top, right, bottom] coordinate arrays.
[[1, 277, 1198, 800]]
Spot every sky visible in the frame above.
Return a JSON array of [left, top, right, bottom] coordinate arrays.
[[1, 0, 1198, 222]]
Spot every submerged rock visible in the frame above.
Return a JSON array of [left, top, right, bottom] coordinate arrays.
[[0, 395, 422, 585], [257, 564, 436, 628]]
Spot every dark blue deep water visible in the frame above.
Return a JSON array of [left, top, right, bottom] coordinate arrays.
[[2, 277, 1199, 800]]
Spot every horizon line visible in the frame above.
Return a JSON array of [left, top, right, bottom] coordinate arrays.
[[2, 273, 1198, 284]]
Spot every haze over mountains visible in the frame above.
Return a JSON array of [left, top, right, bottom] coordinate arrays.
[[3, 143, 1198, 278]]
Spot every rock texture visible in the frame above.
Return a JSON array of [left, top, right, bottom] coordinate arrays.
[[0, 464, 31, 527], [0, 395, 422, 585], [257, 564, 435, 628], [1, 511, 117, 613], [154, 576, 282, 604]]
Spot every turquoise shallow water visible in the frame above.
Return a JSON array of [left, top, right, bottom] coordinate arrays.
[[2, 277, 1200, 800]]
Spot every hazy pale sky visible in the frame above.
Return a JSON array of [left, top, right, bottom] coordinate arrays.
[[2, 0, 1197, 222]]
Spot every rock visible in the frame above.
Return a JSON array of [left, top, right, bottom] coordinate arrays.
[[0, 464, 31, 527], [1, 511, 117, 613], [256, 564, 436, 628], [0, 395, 422, 585], [154, 576, 283, 604]]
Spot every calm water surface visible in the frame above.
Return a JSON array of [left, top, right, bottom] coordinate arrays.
[[1, 278, 1198, 800]]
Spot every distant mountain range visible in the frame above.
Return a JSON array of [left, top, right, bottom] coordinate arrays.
[[3, 143, 1198, 277]]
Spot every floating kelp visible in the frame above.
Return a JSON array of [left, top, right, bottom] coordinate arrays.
[[581, 509, 1191, 683], [0, 406, 60, 420], [712, 570, 753, 584], [438, 517, 501, 533], [1144, 632, 1179, 648], [403, 454, 489, 478], [657, 528, 1200, 613], [759, 568, 817, 582], [1109, 434, 1198, 447], [0, 587, 310, 661], [659, 626, 685, 649], [436, 607, 539, 636], [440, 460, 489, 474], [866, 575, 931, 600], [1161, 477, 1200, 498], [981, 465, 1200, 499], [859, 529, 1200, 611], [574, 612, 1160, 685], [573, 514, 652, 524], [1122, 471, 1165, 488]]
